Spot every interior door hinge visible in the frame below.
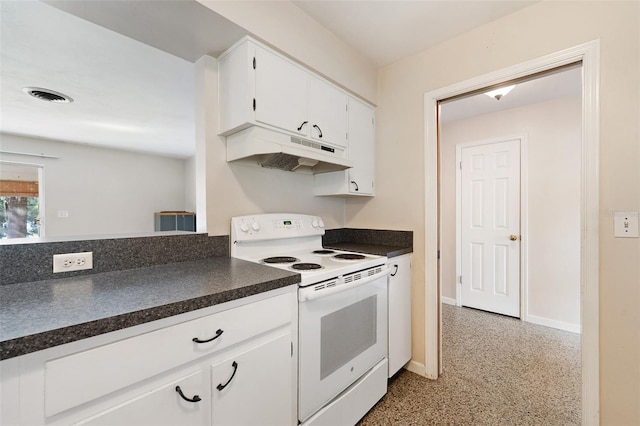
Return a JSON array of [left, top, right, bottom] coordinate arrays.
[[459, 161, 462, 170], [252, 57, 256, 69], [459, 275, 463, 284], [253, 98, 256, 111], [437, 250, 440, 260]]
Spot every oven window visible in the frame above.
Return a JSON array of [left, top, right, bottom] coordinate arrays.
[[320, 295, 377, 380]]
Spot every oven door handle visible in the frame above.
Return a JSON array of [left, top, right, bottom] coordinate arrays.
[[299, 266, 390, 302]]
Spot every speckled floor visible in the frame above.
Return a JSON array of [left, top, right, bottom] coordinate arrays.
[[359, 304, 581, 425]]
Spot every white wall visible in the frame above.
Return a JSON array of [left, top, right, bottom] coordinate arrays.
[[440, 96, 581, 331], [0, 133, 186, 237], [195, 55, 345, 236]]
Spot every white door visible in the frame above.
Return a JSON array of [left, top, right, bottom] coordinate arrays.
[[460, 139, 520, 317]]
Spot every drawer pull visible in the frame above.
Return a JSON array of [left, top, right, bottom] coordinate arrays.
[[216, 361, 238, 391], [175, 386, 201, 403], [313, 124, 323, 138], [192, 328, 223, 344]]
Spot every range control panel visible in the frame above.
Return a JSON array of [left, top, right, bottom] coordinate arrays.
[[231, 213, 325, 242]]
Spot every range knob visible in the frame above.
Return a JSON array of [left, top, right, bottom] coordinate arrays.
[[311, 219, 319, 229], [251, 221, 261, 232], [240, 222, 249, 232], [318, 219, 325, 229]]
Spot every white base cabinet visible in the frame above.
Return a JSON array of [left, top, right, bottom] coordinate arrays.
[[0, 287, 297, 426], [387, 254, 412, 377]]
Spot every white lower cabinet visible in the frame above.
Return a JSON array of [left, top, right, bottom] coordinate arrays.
[[0, 288, 297, 426], [211, 332, 292, 426], [76, 370, 208, 426], [388, 254, 412, 377]]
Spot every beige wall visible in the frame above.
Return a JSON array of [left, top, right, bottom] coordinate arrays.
[[197, 0, 378, 104], [440, 96, 582, 330], [347, 1, 639, 423]]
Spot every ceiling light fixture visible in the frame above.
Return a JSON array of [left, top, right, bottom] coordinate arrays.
[[484, 84, 515, 101], [23, 87, 74, 103]]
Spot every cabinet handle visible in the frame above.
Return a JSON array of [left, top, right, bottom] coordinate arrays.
[[175, 386, 201, 403], [390, 265, 398, 277], [313, 124, 323, 138], [297, 121, 308, 131], [350, 181, 359, 191], [192, 328, 223, 344], [216, 361, 238, 391]]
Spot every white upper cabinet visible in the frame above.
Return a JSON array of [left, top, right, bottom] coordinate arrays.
[[308, 77, 348, 147], [219, 38, 348, 149], [254, 46, 308, 136], [314, 97, 376, 197]]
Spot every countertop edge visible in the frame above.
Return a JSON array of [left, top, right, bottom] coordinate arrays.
[[0, 273, 299, 361]]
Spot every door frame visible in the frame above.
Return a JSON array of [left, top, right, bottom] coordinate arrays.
[[454, 136, 528, 319], [423, 40, 600, 424]]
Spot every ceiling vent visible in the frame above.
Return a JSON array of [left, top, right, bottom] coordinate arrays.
[[23, 87, 73, 103]]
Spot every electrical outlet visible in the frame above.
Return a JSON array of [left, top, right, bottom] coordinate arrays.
[[53, 252, 93, 273]]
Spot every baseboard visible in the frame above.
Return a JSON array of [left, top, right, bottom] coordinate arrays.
[[526, 314, 581, 334], [405, 360, 426, 377], [441, 297, 457, 306]]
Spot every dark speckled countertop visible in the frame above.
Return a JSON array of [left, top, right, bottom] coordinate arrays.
[[0, 257, 300, 360]]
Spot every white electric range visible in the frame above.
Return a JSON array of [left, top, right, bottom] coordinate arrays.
[[230, 213, 389, 425]]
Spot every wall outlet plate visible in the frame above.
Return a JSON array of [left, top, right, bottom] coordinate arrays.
[[613, 211, 639, 238], [53, 252, 93, 273]]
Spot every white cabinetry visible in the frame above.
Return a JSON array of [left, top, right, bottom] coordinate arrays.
[[314, 97, 376, 196], [387, 254, 412, 377], [211, 332, 292, 426], [0, 288, 297, 426], [219, 39, 348, 149]]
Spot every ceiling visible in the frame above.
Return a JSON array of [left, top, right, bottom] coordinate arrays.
[[293, 0, 539, 67], [0, 0, 577, 159]]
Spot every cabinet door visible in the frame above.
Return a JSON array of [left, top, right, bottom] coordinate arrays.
[[254, 46, 308, 136], [211, 332, 294, 426], [347, 98, 375, 195], [388, 254, 412, 377], [308, 76, 348, 148], [75, 371, 207, 426]]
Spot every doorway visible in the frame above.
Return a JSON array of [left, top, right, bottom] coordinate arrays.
[[0, 162, 44, 239], [423, 41, 600, 424]]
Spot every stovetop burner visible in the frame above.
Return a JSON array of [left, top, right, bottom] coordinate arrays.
[[291, 263, 323, 271], [262, 256, 299, 264], [312, 249, 336, 255], [333, 253, 366, 260]]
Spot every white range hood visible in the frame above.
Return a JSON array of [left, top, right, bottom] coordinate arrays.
[[226, 127, 352, 174]]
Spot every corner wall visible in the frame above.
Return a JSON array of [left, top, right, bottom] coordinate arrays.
[[346, 1, 639, 423]]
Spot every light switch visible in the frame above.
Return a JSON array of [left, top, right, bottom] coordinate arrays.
[[613, 211, 639, 238]]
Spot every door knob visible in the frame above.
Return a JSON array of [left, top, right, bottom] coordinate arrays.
[[510, 235, 519, 241]]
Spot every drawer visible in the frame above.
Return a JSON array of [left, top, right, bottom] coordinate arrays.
[[45, 292, 293, 417]]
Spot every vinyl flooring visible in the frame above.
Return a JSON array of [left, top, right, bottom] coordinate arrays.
[[358, 304, 581, 425]]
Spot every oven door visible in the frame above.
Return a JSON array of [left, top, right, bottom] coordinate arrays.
[[298, 271, 388, 422]]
